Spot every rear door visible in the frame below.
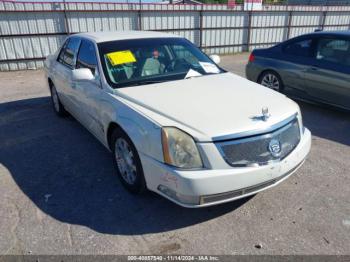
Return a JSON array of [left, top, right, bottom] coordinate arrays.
[[54, 37, 81, 113], [51, 39, 70, 108], [303, 36, 350, 109], [72, 39, 105, 140], [280, 36, 316, 94]]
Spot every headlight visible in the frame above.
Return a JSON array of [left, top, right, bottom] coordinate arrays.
[[161, 127, 203, 169]]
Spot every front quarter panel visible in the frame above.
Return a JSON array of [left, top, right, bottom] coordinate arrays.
[[100, 92, 164, 163]]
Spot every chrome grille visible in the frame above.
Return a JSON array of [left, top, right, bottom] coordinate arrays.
[[217, 118, 300, 167]]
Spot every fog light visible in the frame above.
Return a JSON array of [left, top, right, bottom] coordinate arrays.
[[158, 185, 199, 205]]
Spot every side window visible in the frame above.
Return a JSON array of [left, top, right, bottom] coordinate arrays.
[[57, 40, 69, 64], [283, 39, 313, 57], [76, 40, 98, 75], [316, 38, 350, 65], [58, 37, 81, 68]]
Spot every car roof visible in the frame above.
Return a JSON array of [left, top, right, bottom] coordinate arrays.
[[73, 31, 181, 43], [305, 30, 350, 38], [277, 30, 350, 46]]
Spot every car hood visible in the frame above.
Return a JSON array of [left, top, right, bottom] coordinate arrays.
[[115, 72, 299, 142]]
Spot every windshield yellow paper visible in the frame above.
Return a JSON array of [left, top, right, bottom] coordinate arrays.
[[107, 50, 136, 66]]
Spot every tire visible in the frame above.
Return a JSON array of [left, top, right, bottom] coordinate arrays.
[[111, 128, 146, 194], [50, 83, 68, 117], [258, 70, 284, 93]]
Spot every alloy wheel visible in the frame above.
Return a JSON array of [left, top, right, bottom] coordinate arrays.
[[114, 138, 137, 185], [261, 73, 280, 91]]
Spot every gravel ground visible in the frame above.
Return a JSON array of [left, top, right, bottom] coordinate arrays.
[[0, 53, 349, 255]]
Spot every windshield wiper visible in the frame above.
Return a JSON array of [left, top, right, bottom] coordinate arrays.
[[134, 80, 164, 85], [119, 80, 164, 88]]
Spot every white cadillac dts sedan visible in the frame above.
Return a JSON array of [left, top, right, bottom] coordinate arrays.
[[44, 31, 311, 207]]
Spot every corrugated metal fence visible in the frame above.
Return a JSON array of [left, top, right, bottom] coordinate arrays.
[[1, 0, 350, 71]]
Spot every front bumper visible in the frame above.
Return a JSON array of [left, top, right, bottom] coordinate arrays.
[[140, 128, 311, 208]]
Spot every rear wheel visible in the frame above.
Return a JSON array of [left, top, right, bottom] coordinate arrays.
[[111, 129, 146, 194], [259, 71, 283, 92], [50, 83, 68, 117]]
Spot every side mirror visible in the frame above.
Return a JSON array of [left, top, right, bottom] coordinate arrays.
[[72, 68, 95, 81], [210, 54, 221, 64]]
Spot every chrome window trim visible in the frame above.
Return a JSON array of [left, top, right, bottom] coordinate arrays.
[[212, 113, 298, 142]]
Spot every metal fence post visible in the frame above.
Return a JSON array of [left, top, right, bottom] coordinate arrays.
[[321, 10, 327, 30], [199, 8, 203, 49], [138, 10, 142, 30], [246, 11, 252, 52], [286, 10, 293, 40], [63, 0, 70, 35]]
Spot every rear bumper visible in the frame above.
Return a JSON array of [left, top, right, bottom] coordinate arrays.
[[245, 62, 261, 83], [140, 128, 311, 208]]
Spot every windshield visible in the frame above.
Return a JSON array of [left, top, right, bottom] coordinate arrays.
[[98, 37, 224, 88]]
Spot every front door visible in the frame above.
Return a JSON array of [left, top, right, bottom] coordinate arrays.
[[280, 37, 316, 93], [72, 39, 105, 141], [303, 37, 350, 109]]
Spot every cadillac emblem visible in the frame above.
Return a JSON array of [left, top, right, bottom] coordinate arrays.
[[268, 139, 282, 157]]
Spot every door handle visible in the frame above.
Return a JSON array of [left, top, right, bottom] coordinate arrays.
[[309, 66, 319, 71], [71, 82, 76, 89]]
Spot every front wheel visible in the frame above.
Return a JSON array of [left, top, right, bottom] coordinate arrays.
[[111, 129, 146, 194], [258, 71, 283, 92]]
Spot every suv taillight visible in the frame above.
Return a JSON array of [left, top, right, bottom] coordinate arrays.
[[248, 53, 255, 63]]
